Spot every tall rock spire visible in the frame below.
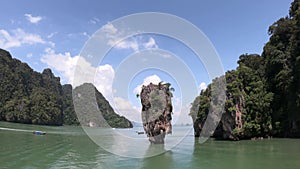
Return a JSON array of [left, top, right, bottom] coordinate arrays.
[[139, 82, 173, 144]]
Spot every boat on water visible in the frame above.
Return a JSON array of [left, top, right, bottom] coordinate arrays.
[[136, 131, 145, 135], [33, 131, 46, 135]]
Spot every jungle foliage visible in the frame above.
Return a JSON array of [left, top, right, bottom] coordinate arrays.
[[191, 0, 300, 138]]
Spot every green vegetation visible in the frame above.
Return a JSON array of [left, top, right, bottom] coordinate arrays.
[[61, 84, 79, 125], [73, 83, 132, 128], [0, 49, 132, 128], [140, 82, 174, 143], [191, 0, 300, 139]]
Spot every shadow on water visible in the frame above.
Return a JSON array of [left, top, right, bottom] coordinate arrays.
[[141, 144, 174, 169]]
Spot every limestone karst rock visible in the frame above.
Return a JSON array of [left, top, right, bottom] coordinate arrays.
[[139, 82, 174, 144]]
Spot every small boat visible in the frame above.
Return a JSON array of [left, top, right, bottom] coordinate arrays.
[[33, 130, 46, 135], [136, 131, 144, 135]]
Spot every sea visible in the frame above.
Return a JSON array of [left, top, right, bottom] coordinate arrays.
[[0, 121, 299, 169]]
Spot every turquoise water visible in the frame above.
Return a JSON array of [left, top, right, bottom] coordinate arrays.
[[0, 121, 300, 169]]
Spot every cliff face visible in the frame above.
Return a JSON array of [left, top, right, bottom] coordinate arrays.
[[73, 83, 133, 128], [0, 48, 132, 128], [140, 82, 173, 144], [191, 55, 274, 140], [62, 84, 80, 125], [191, 94, 244, 140], [212, 98, 243, 141], [191, 0, 300, 139], [0, 49, 63, 125]]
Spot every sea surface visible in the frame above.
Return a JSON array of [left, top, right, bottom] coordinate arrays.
[[0, 121, 300, 169]]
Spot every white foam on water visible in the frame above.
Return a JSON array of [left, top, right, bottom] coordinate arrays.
[[0, 127, 33, 133]]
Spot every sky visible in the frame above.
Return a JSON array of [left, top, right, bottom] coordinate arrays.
[[0, 0, 293, 125]]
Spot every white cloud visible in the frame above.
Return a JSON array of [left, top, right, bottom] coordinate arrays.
[[94, 64, 115, 98], [89, 17, 100, 24], [166, 94, 193, 125], [41, 48, 78, 84], [47, 32, 57, 39], [143, 37, 158, 49], [101, 23, 158, 52], [41, 48, 114, 98], [102, 23, 139, 52], [172, 102, 193, 125], [160, 53, 172, 58], [133, 74, 162, 95], [26, 53, 33, 58], [82, 32, 90, 39], [113, 97, 141, 122], [24, 14, 43, 24], [102, 23, 118, 34], [0, 28, 46, 49], [199, 82, 207, 91], [114, 39, 139, 52]]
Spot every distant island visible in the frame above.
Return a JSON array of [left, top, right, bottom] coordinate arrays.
[[0, 49, 132, 128], [190, 0, 300, 140]]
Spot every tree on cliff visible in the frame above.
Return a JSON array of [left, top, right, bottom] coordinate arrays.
[[262, 0, 300, 137], [191, 0, 300, 139], [0, 49, 132, 128], [0, 49, 63, 125], [73, 83, 133, 128], [191, 54, 273, 140]]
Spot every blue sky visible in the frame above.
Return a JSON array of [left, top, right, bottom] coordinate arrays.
[[0, 0, 293, 124]]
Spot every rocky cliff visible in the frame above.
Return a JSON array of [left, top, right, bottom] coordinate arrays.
[[190, 65, 272, 140], [191, 0, 300, 140], [73, 83, 133, 128], [0, 48, 132, 128], [139, 82, 173, 144]]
